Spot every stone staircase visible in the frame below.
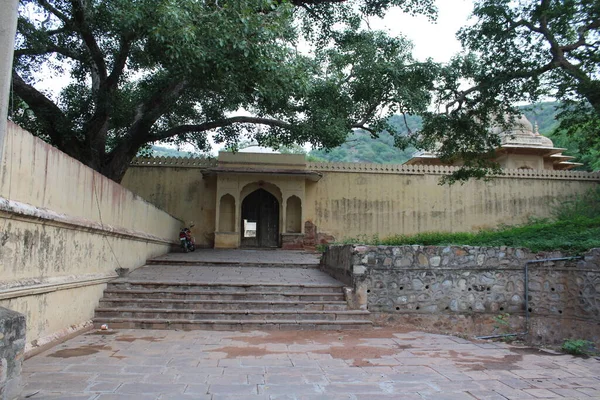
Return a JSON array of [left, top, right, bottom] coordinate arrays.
[[93, 254, 372, 331]]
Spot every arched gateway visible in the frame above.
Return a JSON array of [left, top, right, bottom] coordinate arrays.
[[241, 189, 280, 247], [209, 152, 320, 249]]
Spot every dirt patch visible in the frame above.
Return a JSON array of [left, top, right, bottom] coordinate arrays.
[[509, 347, 565, 357], [48, 344, 112, 358], [213, 327, 413, 366], [447, 350, 523, 371], [213, 346, 274, 358], [314, 345, 400, 367], [116, 335, 165, 343], [230, 327, 412, 346]]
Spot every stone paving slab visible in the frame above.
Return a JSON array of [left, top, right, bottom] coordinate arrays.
[[149, 249, 321, 266], [116, 265, 341, 286], [19, 327, 600, 399]]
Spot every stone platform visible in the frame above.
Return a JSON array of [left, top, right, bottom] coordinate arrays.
[[20, 327, 600, 399], [93, 250, 372, 331], [149, 249, 321, 267]]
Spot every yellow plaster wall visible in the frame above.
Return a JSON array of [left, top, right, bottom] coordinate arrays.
[[0, 122, 181, 351], [306, 169, 599, 241], [498, 154, 545, 170], [121, 155, 599, 248], [121, 166, 216, 247]]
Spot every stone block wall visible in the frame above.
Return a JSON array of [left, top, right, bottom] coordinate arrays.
[[0, 308, 25, 400], [321, 245, 600, 345]]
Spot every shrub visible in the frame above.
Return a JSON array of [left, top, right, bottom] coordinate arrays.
[[561, 339, 594, 356]]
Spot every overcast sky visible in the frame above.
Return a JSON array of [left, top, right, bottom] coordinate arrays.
[[374, 0, 473, 62]]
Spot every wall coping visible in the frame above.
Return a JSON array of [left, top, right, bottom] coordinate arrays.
[[129, 157, 600, 181], [0, 273, 117, 301], [0, 196, 178, 246]]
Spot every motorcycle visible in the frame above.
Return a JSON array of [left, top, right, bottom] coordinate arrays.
[[179, 225, 196, 253]]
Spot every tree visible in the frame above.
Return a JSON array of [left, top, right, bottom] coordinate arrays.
[[411, 0, 600, 179], [11, 0, 437, 182]]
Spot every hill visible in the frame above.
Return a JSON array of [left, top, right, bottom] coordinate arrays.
[[308, 114, 421, 164], [308, 103, 563, 164]]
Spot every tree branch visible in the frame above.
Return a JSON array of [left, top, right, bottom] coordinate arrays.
[[38, 0, 70, 24], [105, 34, 134, 88], [11, 72, 71, 147], [70, 0, 107, 80], [152, 116, 294, 141], [14, 45, 84, 62]]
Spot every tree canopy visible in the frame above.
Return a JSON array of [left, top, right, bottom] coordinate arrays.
[[407, 0, 600, 180], [11, 0, 438, 182]]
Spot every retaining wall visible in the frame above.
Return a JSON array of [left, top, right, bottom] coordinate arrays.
[[0, 122, 182, 353], [322, 244, 600, 345]]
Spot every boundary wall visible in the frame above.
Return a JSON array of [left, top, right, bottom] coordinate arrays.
[[0, 122, 182, 354], [123, 156, 600, 247], [322, 245, 600, 345]]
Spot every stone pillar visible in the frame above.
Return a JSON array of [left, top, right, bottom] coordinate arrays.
[[0, 307, 26, 400], [0, 0, 18, 166]]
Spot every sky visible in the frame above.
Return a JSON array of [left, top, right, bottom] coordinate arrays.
[[373, 0, 474, 63]]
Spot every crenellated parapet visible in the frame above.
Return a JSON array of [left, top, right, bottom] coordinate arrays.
[[130, 157, 600, 181], [131, 156, 218, 167], [306, 162, 600, 181]]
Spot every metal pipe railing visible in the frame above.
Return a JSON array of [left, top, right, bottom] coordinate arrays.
[[475, 256, 582, 340]]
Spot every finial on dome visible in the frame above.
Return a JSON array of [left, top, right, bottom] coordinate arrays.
[[534, 121, 539, 135]]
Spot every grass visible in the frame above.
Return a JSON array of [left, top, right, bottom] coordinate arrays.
[[336, 187, 600, 255]]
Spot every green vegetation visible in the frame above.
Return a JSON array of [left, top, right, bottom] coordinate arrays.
[[415, 0, 600, 181], [341, 218, 600, 255], [338, 187, 600, 255], [561, 339, 595, 356], [309, 102, 598, 168]]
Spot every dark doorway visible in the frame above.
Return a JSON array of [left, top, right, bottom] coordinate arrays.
[[241, 189, 280, 248]]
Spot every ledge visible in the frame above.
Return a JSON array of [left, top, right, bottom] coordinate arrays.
[[0, 197, 178, 246], [0, 274, 118, 300]]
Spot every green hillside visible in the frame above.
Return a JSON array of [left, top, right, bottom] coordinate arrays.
[[308, 114, 421, 164], [308, 103, 564, 164], [520, 101, 560, 134]]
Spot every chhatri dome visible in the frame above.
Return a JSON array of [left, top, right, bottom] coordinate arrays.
[[405, 114, 581, 170]]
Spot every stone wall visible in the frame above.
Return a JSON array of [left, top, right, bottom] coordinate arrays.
[[321, 245, 600, 345], [0, 307, 25, 400], [0, 122, 182, 353]]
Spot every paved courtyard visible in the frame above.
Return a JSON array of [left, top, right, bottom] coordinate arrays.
[[21, 327, 600, 400]]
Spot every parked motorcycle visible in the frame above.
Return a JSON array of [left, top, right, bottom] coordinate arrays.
[[179, 225, 195, 252]]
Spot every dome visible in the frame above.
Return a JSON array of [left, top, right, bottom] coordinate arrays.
[[496, 114, 555, 148], [514, 115, 534, 133]]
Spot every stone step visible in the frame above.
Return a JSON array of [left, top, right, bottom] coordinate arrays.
[[99, 298, 349, 311], [94, 308, 371, 321], [93, 317, 372, 331], [103, 289, 345, 302], [107, 282, 343, 293], [146, 260, 319, 268]]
